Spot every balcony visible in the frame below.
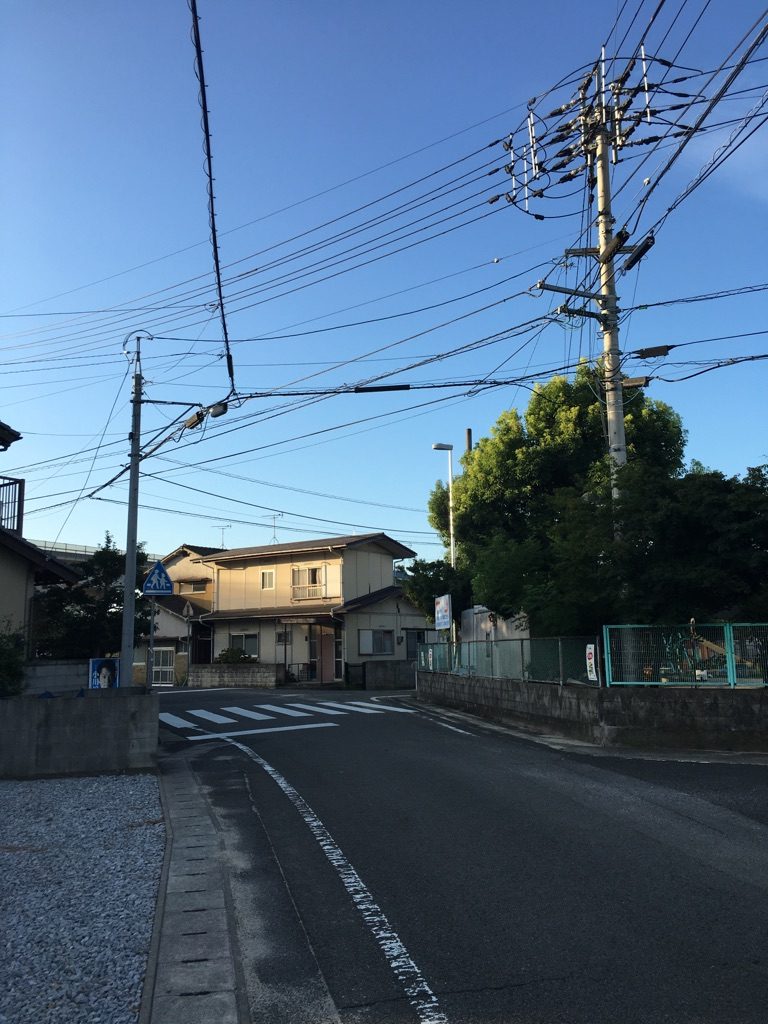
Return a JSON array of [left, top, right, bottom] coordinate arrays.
[[291, 585, 325, 601], [0, 476, 24, 535]]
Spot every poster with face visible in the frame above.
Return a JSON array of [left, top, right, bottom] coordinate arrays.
[[89, 658, 120, 689]]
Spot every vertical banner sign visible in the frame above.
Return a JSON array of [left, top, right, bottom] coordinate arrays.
[[434, 594, 452, 631], [586, 644, 598, 682]]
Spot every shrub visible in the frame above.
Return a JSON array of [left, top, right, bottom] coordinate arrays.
[[0, 625, 26, 698], [216, 647, 252, 664]]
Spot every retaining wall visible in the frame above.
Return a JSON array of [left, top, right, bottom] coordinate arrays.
[[188, 662, 284, 688], [0, 689, 159, 778], [362, 660, 417, 690], [23, 660, 90, 695], [417, 671, 768, 750]]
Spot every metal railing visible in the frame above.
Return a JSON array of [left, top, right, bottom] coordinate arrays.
[[603, 623, 768, 686], [417, 637, 600, 686]]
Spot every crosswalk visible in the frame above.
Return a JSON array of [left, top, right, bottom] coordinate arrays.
[[159, 698, 414, 741]]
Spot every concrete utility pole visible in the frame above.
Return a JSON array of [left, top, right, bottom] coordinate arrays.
[[120, 333, 144, 689], [594, 115, 627, 497]]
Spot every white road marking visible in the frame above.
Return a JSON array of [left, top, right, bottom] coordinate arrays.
[[350, 700, 415, 714], [159, 713, 200, 730], [320, 701, 384, 714], [286, 702, 348, 715], [222, 706, 276, 721], [186, 709, 238, 724], [229, 740, 448, 1024], [437, 722, 473, 736], [188, 722, 336, 742], [257, 703, 312, 717]]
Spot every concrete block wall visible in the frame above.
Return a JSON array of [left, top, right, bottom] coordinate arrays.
[[363, 660, 417, 690], [188, 662, 284, 688], [417, 671, 768, 750], [23, 660, 90, 695], [0, 689, 158, 778]]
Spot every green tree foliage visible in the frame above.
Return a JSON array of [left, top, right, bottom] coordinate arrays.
[[422, 362, 768, 632], [401, 558, 473, 626], [0, 622, 26, 697], [33, 533, 150, 659]]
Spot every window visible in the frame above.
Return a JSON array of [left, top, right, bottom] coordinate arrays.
[[260, 569, 275, 590], [229, 633, 259, 657], [358, 629, 395, 656], [180, 581, 207, 594], [291, 565, 325, 599], [151, 648, 175, 685], [276, 628, 292, 645]]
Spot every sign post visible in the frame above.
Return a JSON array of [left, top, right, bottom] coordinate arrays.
[[142, 561, 174, 690]]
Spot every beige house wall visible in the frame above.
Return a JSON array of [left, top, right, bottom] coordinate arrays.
[[344, 595, 428, 662], [163, 549, 215, 608], [342, 548, 396, 599], [0, 548, 33, 631], [213, 552, 343, 612]]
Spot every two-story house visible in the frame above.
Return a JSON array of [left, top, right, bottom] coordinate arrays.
[[190, 532, 432, 684], [0, 475, 78, 649], [141, 543, 219, 684]]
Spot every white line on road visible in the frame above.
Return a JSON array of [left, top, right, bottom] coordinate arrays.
[[228, 739, 449, 1024], [222, 706, 276, 721], [158, 713, 201, 730], [186, 709, 239, 724], [188, 722, 337, 742], [437, 722, 473, 736], [349, 700, 415, 714], [257, 703, 312, 717], [319, 701, 384, 714], [286, 702, 348, 715]]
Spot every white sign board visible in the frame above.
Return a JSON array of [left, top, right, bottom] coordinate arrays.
[[143, 560, 174, 596], [586, 644, 598, 682], [435, 593, 452, 631]]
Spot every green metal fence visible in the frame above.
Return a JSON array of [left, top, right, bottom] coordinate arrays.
[[417, 637, 600, 686], [603, 623, 768, 687]]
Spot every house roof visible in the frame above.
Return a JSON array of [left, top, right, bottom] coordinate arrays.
[[333, 585, 406, 614], [204, 604, 339, 623], [0, 527, 79, 583], [194, 533, 416, 564], [154, 594, 209, 620], [0, 419, 22, 451], [159, 543, 225, 563]]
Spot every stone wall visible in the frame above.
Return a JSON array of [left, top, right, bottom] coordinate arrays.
[[0, 688, 158, 778], [417, 671, 768, 750]]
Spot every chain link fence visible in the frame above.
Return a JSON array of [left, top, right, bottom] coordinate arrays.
[[417, 637, 600, 686], [603, 623, 768, 686]]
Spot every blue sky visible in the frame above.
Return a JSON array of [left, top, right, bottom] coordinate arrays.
[[2, 1, 767, 562]]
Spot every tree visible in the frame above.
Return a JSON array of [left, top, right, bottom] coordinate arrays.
[[424, 363, 703, 634], [33, 533, 150, 659], [616, 462, 768, 624], [401, 559, 473, 627], [0, 622, 26, 697]]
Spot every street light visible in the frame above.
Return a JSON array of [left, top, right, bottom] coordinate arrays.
[[431, 443, 455, 568]]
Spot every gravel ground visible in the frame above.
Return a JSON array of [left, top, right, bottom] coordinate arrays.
[[0, 774, 165, 1024]]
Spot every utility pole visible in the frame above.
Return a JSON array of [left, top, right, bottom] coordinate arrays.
[[594, 115, 627, 498], [120, 333, 144, 689]]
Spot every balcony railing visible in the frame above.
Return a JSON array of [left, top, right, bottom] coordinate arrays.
[[291, 585, 325, 601], [0, 476, 24, 534]]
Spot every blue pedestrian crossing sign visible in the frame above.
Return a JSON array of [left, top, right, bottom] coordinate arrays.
[[143, 560, 174, 596]]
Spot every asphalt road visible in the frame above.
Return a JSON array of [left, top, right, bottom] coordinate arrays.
[[158, 688, 768, 1023]]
